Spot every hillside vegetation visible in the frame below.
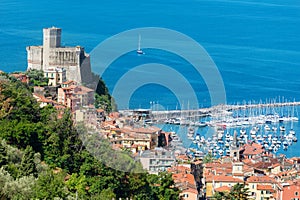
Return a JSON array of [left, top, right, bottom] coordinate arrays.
[[0, 74, 179, 200]]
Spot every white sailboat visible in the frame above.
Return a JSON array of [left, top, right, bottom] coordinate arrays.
[[136, 34, 144, 54]]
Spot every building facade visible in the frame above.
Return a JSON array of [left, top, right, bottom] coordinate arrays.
[[44, 67, 66, 86]]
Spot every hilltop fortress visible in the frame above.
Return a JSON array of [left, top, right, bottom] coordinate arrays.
[[26, 27, 95, 87]]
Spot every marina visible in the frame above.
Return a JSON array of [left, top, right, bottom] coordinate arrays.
[[144, 101, 300, 159]]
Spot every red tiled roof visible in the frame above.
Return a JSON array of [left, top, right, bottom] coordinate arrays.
[[168, 166, 191, 173], [242, 143, 264, 155], [206, 175, 243, 183], [122, 126, 161, 134], [62, 80, 76, 85], [215, 186, 231, 192], [181, 188, 198, 194], [172, 173, 196, 186], [257, 185, 274, 191], [247, 176, 276, 183], [205, 162, 232, 169]]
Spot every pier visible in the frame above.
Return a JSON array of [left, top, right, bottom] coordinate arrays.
[[147, 101, 300, 122]]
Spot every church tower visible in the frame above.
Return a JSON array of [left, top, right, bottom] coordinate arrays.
[[232, 162, 244, 180], [230, 130, 240, 161]]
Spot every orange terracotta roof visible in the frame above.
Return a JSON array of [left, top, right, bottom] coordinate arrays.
[[109, 112, 120, 118], [122, 126, 161, 134], [215, 186, 231, 192], [243, 164, 254, 173], [271, 163, 281, 168], [242, 143, 264, 155], [62, 80, 76, 85], [242, 158, 253, 164], [193, 160, 202, 165], [205, 162, 232, 169], [54, 105, 66, 109], [247, 176, 276, 183], [168, 166, 191, 173], [97, 108, 104, 112], [172, 173, 196, 186], [181, 188, 198, 194], [257, 185, 274, 191], [206, 175, 243, 183], [176, 154, 189, 160]]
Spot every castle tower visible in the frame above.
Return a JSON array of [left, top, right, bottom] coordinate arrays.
[[43, 27, 61, 48], [43, 27, 61, 69], [27, 27, 96, 87]]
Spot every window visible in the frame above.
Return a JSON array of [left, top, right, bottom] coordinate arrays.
[[296, 192, 299, 196]]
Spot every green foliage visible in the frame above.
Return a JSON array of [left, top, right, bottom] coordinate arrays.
[[0, 167, 35, 200], [96, 78, 110, 96], [66, 173, 88, 198], [0, 77, 181, 199], [203, 152, 216, 164], [147, 172, 180, 200], [212, 183, 250, 200], [32, 170, 68, 199], [228, 183, 250, 200], [0, 141, 7, 166], [18, 145, 37, 177], [25, 69, 48, 87], [96, 188, 116, 200], [94, 77, 117, 113]]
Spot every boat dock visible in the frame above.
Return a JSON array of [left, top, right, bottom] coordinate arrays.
[[149, 101, 300, 123]]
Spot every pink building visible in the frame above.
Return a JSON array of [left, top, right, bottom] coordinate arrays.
[[58, 82, 94, 111]]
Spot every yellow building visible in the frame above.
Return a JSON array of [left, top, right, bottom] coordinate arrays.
[[205, 175, 244, 198], [246, 176, 282, 200]]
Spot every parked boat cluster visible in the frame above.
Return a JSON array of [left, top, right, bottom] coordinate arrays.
[[186, 120, 298, 158], [160, 103, 299, 159]]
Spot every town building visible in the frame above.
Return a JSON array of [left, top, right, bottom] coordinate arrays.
[[282, 180, 300, 200], [57, 82, 94, 112], [43, 67, 66, 86], [139, 148, 175, 174], [10, 73, 29, 84]]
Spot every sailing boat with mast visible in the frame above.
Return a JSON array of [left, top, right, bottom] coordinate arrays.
[[137, 34, 144, 54]]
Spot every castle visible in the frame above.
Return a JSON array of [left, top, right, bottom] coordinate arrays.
[[26, 27, 94, 85]]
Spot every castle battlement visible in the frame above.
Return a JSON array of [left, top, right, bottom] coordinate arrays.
[[26, 27, 93, 85]]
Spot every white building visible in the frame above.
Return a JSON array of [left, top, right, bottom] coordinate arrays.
[[44, 67, 66, 86], [139, 148, 176, 174]]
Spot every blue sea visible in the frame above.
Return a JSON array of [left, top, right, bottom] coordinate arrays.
[[1, 0, 300, 156]]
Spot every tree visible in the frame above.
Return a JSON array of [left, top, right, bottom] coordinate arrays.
[[25, 69, 48, 87], [203, 152, 215, 164], [147, 172, 180, 200], [32, 171, 68, 199], [0, 141, 7, 166], [18, 145, 37, 177], [92, 188, 116, 200], [228, 183, 250, 200], [66, 173, 88, 198], [212, 191, 229, 200]]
